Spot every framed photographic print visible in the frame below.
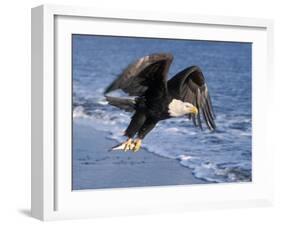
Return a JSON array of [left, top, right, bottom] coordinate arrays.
[[31, 4, 274, 221]]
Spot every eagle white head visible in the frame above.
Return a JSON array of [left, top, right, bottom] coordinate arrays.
[[168, 99, 198, 117]]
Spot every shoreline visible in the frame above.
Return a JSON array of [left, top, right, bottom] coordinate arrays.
[[72, 119, 207, 190]]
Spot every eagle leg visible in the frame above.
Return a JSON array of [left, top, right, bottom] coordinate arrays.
[[124, 138, 134, 151], [111, 138, 142, 152], [132, 138, 142, 152], [112, 138, 134, 152]]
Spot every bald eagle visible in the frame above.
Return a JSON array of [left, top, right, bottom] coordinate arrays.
[[104, 53, 216, 152]]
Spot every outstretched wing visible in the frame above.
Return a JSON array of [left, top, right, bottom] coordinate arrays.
[[104, 53, 173, 96], [168, 66, 216, 130], [105, 96, 136, 112]]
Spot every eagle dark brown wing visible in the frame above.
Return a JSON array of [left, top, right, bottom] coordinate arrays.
[[168, 66, 216, 130], [104, 53, 173, 96]]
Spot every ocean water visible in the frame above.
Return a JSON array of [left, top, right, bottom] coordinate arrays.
[[72, 34, 252, 183]]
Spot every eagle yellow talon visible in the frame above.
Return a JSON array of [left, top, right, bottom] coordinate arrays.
[[132, 139, 142, 152], [123, 138, 133, 152], [129, 142, 135, 150], [111, 138, 142, 152]]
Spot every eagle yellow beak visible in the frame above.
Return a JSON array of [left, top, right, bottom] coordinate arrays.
[[190, 106, 198, 115]]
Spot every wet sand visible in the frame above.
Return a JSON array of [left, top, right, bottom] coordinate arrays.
[[72, 120, 206, 190]]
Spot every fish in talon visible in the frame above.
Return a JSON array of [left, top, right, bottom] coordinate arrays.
[[111, 139, 132, 151], [111, 143, 126, 151]]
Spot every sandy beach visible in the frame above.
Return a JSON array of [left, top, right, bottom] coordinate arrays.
[[72, 120, 206, 190]]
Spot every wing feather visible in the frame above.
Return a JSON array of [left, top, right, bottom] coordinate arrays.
[[104, 53, 173, 97], [196, 88, 203, 129], [168, 66, 216, 130], [105, 96, 136, 112]]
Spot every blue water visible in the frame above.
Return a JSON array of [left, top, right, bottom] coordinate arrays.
[[72, 34, 252, 183]]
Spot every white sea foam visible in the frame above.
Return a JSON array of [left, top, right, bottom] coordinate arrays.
[[72, 36, 252, 184], [73, 106, 89, 118], [73, 106, 251, 183], [177, 154, 193, 161]]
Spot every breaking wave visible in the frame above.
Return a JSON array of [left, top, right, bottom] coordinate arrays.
[[73, 96, 252, 183], [72, 36, 252, 183]]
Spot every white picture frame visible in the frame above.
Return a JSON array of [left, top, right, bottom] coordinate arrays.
[[31, 4, 274, 221]]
